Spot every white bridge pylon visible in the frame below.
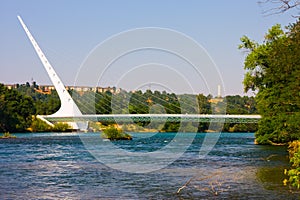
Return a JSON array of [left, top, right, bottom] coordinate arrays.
[[18, 16, 87, 130]]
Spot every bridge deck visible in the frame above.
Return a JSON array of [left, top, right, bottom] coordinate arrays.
[[40, 114, 261, 123]]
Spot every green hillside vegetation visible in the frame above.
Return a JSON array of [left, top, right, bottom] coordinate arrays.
[[0, 83, 71, 133], [0, 84, 34, 132], [73, 89, 258, 132], [0, 82, 259, 133]]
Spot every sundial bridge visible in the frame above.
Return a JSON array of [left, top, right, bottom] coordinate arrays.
[[18, 16, 260, 130]]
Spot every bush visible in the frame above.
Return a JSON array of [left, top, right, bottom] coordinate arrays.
[[29, 117, 71, 132], [0, 132, 16, 139], [30, 117, 52, 132], [101, 126, 132, 140], [52, 123, 72, 132], [284, 141, 300, 188]]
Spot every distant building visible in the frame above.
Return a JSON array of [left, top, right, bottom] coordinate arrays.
[[41, 85, 55, 93], [208, 85, 224, 104], [4, 83, 121, 95], [4, 84, 17, 90], [208, 98, 223, 104]]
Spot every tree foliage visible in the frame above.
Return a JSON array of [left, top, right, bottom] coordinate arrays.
[[284, 141, 300, 188], [101, 126, 132, 140], [30, 117, 52, 132], [240, 21, 300, 144], [0, 84, 35, 132], [52, 122, 72, 132], [16, 83, 60, 115]]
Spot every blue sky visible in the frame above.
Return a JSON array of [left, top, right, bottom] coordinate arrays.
[[0, 0, 298, 96]]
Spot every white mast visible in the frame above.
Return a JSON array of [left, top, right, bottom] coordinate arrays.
[[17, 16, 87, 130]]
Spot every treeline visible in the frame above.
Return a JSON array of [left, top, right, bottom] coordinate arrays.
[[0, 82, 258, 133], [72, 90, 257, 115], [0, 83, 62, 133], [73, 89, 258, 132], [14, 82, 61, 115], [0, 84, 34, 132]]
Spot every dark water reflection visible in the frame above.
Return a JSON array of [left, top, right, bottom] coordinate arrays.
[[0, 132, 299, 199]]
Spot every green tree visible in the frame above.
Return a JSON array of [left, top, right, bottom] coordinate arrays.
[[101, 126, 132, 140], [239, 21, 300, 144], [0, 84, 35, 132], [226, 95, 257, 114], [52, 122, 71, 132], [96, 91, 113, 114], [30, 117, 52, 132], [16, 83, 60, 115], [197, 94, 211, 114]]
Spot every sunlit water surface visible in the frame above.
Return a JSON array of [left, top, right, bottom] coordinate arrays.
[[0, 132, 299, 199]]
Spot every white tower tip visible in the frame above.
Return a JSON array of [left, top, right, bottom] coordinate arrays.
[[217, 85, 221, 98]]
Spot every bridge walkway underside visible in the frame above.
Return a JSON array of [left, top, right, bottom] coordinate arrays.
[[39, 114, 261, 124]]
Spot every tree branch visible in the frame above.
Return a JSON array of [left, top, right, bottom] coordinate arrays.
[[258, 0, 300, 16], [176, 172, 221, 195]]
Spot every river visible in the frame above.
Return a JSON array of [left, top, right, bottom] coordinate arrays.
[[0, 132, 299, 199]]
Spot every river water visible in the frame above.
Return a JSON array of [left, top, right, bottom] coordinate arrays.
[[0, 132, 299, 199]]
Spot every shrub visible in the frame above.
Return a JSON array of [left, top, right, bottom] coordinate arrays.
[[0, 132, 17, 139], [284, 140, 300, 188], [52, 123, 72, 132], [101, 126, 132, 140], [30, 117, 52, 132]]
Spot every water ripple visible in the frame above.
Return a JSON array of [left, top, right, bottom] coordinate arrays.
[[0, 132, 299, 199]]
